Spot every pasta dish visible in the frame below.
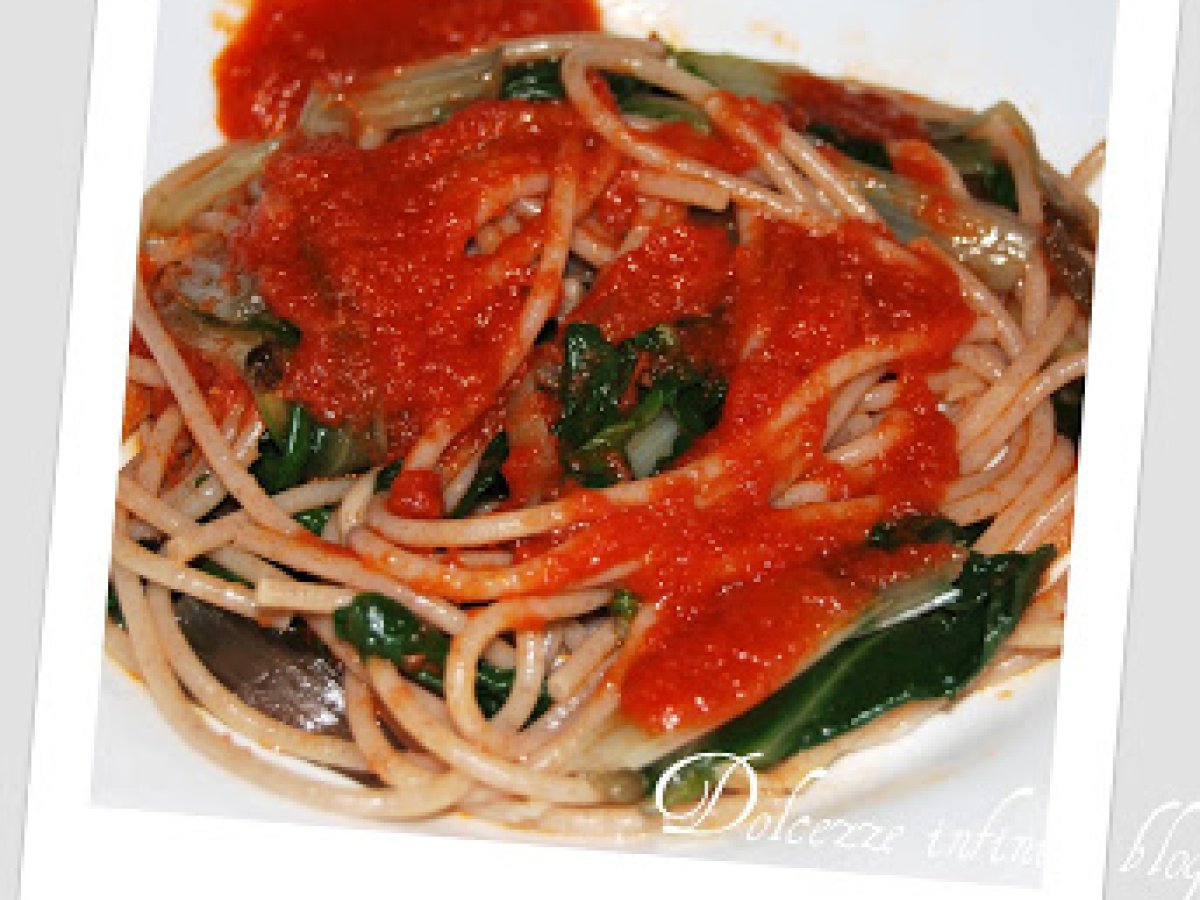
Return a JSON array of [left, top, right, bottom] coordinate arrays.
[[105, 1, 1098, 835]]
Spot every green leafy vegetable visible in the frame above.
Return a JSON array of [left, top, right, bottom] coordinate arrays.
[[501, 60, 567, 101], [107, 582, 124, 627], [376, 460, 403, 493], [254, 403, 313, 494], [194, 558, 254, 589], [610, 589, 641, 640], [867, 515, 990, 551], [450, 432, 511, 518], [294, 506, 334, 536], [143, 139, 280, 233], [334, 593, 551, 720], [614, 91, 709, 132], [251, 402, 374, 495], [806, 122, 891, 171], [676, 50, 894, 168], [673, 50, 786, 103], [557, 323, 639, 456], [1052, 377, 1085, 443], [555, 324, 726, 488], [195, 310, 302, 349], [933, 137, 1019, 213], [243, 313, 302, 348], [833, 157, 1036, 293], [501, 60, 708, 130], [645, 544, 1055, 808], [675, 47, 1027, 232]]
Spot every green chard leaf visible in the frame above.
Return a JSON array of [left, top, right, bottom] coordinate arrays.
[[376, 460, 403, 493], [501, 60, 566, 101], [672, 50, 786, 103], [556, 323, 639, 454], [806, 122, 892, 171], [253, 403, 314, 494], [933, 136, 1019, 213], [334, 593, 551, 721], [619, 93, 710, 131], [1052, 377, 1085, 444], [672, 48, 1023, 217], [243, 312, 302, 348], [867, 515, 990, 551], [106, 582, 124, 627], [501, 60, 708, 129], [450, 432, 511, 518], [832, 158, 1036, 294], [293, 505, 334, 536], [645, 543, 1055, 808], [555, 323, 727, 488], [193, 309, 303, 349], [610, 589, 641, 640], [252, 402, 373, 494]]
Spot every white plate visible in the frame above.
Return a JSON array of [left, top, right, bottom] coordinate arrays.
[[95, 0, 1114, 886]]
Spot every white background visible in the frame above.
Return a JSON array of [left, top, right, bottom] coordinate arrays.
[[0, 1, 1190, 898]]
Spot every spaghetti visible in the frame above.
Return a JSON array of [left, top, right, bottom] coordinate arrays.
[[108, 28, 1097, 834]]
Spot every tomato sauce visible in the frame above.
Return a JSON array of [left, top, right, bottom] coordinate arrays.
[[598, 220, 972, 732], [589, 168, 643, 239], [388, 469, 446, 518], [614, 495, 880, 732], [567, 224, 734, 342], [783, 71, 926, 142], [645, 120, 759, 173], [622, 568, 873, 732], [234, 101, 604, 456], [214, 0, 602, 138], [889, 138, 953, 189], [210, 4, 977, 736], [710, 90, 786, 145], [869, 375, 962, 516], [719, 219, 970, 437]]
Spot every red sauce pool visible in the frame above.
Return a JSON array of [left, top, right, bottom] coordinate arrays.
[[214, 0, 602, 138]]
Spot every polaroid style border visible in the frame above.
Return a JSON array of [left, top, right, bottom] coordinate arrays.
[[1044, 0, 1184, 896], [15, 1, 1182, 898]]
